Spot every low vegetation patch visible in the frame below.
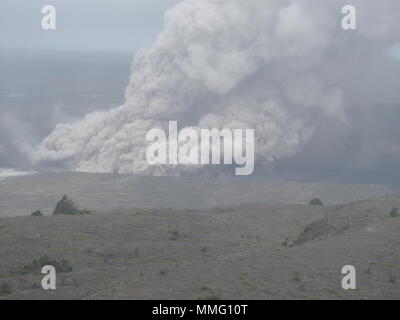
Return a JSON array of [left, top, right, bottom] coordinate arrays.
[[19, 256, 72, 275], [31, 210, 43, 217]]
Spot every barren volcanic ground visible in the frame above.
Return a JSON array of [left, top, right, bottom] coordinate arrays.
[[0, 172, 394, 218], [0, 173, 399, 299]]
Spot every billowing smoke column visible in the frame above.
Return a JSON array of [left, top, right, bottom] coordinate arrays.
[[34, 0, 400, 175]]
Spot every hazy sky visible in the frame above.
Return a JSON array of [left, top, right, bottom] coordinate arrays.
[[0, 0, 181, 52]]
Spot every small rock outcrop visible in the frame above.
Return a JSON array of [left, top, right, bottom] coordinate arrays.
[[293, 219, 334, 245], [309, 198, 324, 206], [53, 195, 91, 215]]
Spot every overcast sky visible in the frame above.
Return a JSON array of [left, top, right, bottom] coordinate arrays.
[[0, 0, 181, 52]]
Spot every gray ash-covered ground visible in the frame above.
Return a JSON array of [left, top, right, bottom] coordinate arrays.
[[0, 172, 393, 218], [0, 173, 399, 299]]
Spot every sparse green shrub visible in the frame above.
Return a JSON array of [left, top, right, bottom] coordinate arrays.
[[309, 198, 324, 206], [390, 208, 400, 218], [55, 259, 73, 273], [53, 195, 92, 215], [79, 209, 92, 215], [31, 210, 43, 217], [19, 256, 72, 275]]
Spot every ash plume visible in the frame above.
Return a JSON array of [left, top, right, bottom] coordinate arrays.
[[34, 0, 400, 176]]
